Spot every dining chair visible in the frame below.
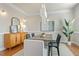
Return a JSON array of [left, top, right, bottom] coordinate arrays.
[[48, 34, 61, 56], [24, 39, 44, 56], [31, 33, 35, 37], [26, 34, 30, 39]]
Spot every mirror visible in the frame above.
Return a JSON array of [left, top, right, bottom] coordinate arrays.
[[10, 17, 21, 33], [11, 17, 20, 25]]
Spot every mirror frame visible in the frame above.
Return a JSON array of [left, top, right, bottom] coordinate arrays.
[[10, 17, 21, 33]]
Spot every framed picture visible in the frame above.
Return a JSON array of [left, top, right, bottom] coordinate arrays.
[[40, 21, 55, 32]]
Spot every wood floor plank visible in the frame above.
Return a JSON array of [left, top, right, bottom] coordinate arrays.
[[67, 43, 79, 56], [0, 44, 23, 56]]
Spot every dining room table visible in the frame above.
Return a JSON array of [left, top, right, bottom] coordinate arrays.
[[32, 34, 53, 41]]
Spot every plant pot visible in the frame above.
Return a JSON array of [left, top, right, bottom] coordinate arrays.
[[67, 41, 71, 45]]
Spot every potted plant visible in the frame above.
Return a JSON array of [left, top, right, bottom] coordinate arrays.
[[63, 19, 74, 45]]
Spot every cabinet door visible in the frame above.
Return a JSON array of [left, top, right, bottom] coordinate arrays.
[[10, 34, 16, 47], [20, 32, 26, 43], [16, 33, 20, 44], [4, 34, 11, 48]]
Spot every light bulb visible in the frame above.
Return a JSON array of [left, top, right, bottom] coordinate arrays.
[[0, 10, 7, 16]]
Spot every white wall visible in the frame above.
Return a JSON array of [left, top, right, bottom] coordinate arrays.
[[0, 4, 27, 51], [48, 9, 73, 43], [25, 9, 73, 43], [70, 4, 79, 45], [26, 15, 41, 33], [0, 5, 12, 51], [48, 9, 73, 31], [72, 4, 79, 32], [0, 4, 74, 51], [25, 9, 73, 32]]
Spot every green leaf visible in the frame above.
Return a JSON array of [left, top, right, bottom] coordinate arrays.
[[63, 32, 68, 37], [69, 31, 74, 35], [63, 26, 67, 32], [65, 19, 69, 26]]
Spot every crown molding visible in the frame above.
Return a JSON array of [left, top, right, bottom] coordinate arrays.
[[8, 4, 72, 17]]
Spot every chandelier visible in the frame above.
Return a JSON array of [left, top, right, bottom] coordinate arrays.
[[40, 3, 47, 19], [40, 4, 48, 31]]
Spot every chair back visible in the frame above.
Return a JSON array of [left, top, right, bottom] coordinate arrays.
[[26, 34, 30, 39], [56, 34, 61, 46], [31, 33, 35, 37], [24, 40, 44, 56]]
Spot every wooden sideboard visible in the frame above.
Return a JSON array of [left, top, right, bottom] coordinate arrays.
[[4, 32, 27, 49]]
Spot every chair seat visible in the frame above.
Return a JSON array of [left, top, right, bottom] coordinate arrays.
[[48, 42, 57, 47], [52, 40, 56, 43]]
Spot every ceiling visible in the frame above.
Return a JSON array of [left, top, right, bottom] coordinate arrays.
[[0, 3, 77, 16], [12, 3, 76, 13]]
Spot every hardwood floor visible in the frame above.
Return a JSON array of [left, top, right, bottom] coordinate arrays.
[[0, 43, 79, 56], [67, 43, 79, 56], [0, 44, 23, 56]]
